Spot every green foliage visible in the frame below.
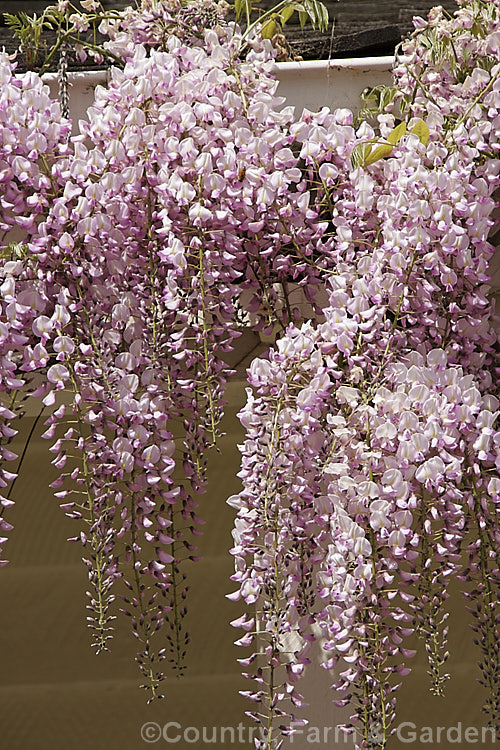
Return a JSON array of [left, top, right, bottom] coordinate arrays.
[[234, 0, 253, 25], [386, 120, 407, 144], [294, 0, 328, 30], [4, 8, 62, 68], [356, 85, 401, 126], [0, 242, 30, 261], [5, 0, 329, 70], [411, 119, 430, 146], [247, 0, 328, 42], [350, 142, 373, 169], [350, 119, 429, 169]]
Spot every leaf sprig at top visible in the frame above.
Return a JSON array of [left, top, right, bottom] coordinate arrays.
[[4, 0, 329, 72]]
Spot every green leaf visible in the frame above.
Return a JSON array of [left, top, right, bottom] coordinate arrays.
[[298, 9, 307, 28], [261, 17, 277, 38], [411, 119, 430, 146], [279, 5, 294, 25], [386, 121, 407, 145], [316, 1, 329, 32], [292, 0, 328, 30], [364, 143, 394, 166], [379, 86, 398, 110], [471, 20, 484, 38], [361, 85, 381, 105], [235, 0, 252, 22], [355, 122, 406, 165], [42, 11, 60, 28], [3, 13, 23, 30], [350, 143, 372, 169]]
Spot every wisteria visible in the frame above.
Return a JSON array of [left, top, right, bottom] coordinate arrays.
[[229, 1, 500, 747], [0, 0, 334, 699], [0, 0, 498, 744]]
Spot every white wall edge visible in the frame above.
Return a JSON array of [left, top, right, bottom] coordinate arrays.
[[41, 69, 110, 85], [38, 54, 401, 86], [275, 55, 396, 73]]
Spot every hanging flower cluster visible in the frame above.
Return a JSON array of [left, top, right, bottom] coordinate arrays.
[[232, 336, 499, 747], [0, 3, 334, 700], [98, 0, 232, 59], [0, 57, 72, 565], [229, 0, 500, 746], [0, 0, 498, 742]]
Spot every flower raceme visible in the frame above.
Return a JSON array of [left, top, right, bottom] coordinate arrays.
[[0, 11, 344, 702], [229, 1, 500, 745], [231, 338, 499, 744]]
